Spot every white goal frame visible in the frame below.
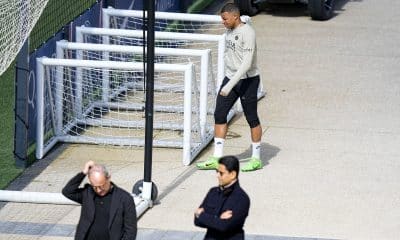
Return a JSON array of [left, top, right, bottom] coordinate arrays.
[[101, 8, 251, 85], [36, 57, 202, 165], [75, 26, 226, 88], [77, 16, 266, 106], [74, 26, 237, 138], [56, 40, 214, 140]]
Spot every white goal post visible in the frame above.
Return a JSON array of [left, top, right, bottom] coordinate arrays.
[[36, 57, 205, 166]]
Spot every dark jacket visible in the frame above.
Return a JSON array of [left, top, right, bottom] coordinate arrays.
[[62, 172, 137, 240], [194, 181, 250, 240]]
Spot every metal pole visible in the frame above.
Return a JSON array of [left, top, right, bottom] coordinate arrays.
[[143, 0, 155, 199]]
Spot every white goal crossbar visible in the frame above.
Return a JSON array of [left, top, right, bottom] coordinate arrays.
[[101, 8, 251, 27], [36, 57, 202, 165]]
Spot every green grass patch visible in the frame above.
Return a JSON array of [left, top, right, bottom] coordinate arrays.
[[30, 0, 97, 51], [187, 0, 214, 13], [0, 0, 97, 189], [0, 63, 23, 189]]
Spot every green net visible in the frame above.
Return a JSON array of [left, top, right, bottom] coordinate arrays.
[[29, 0, 97, 52]]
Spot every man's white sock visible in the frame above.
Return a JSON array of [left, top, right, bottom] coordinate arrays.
[[213, 138, 225, 158], [252, 142, 261, 159]]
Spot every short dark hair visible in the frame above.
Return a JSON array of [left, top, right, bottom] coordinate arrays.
[[219, 155, 240, 178], [220, 3, 240, 15]]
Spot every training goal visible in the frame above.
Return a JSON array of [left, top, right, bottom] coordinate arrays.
[[101, 8, 251, 84], [100, 9, 264, 95], [36, 57, 206, 165], [75, 26, 227, 87], [56, 40, 215, 140], [101, 9, 264, 104]]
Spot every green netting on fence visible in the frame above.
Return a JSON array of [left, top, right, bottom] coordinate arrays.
[[29, 0, 97, 52], [0, 0, 97, 188], [0, 63, 23, 189]]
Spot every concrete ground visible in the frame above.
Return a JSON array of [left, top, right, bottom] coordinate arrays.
[[1, 0, 400, 239]]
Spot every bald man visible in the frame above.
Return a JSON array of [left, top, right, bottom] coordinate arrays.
[[62, 161, 137, 240]]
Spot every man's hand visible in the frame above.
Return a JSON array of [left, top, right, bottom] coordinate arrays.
[[195, 207, 204, 218], [220, 210, 233, 219], [220, 79, 235, 96], [219, 90, 228, 96], [83, 161, 95, 175]]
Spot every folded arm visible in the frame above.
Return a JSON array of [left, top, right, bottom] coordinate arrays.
[[194, 198, 249, 232]]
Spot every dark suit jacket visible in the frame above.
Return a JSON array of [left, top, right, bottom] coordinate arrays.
[[194, 181, 250, 240], [62, 172, 137, 240]]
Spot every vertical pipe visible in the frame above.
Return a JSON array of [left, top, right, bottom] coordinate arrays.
[[102, 7, 111, 105], [183, 65, 193, 166], [143, 0, 155, 200], [217, 35, 226, 91], [75, 29, 84, 119], [102, 7, 110, 28], [199, 50, 210, 140], [102, 35, 110, 104], [55, 41, 65, 135], [35, 59, 45, 159]]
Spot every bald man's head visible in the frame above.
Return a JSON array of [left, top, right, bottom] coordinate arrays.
[[88, 164, 112, 196]]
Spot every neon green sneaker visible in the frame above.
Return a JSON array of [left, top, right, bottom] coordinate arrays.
[[196, 156, 219, 170], [241, 157, 262, 172]]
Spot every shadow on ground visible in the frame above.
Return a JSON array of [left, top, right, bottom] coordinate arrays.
[[154, 142, 279, 207], [236, 142, 280, 168], [0, 144, 67, 209], [255, 0, 358, 20]]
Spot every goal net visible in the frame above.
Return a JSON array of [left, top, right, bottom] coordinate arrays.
[[56, 40, 215, 142], [0, 0, 49, 75], [101, 8, 264, 103], [75, 26, 226, 93], [101, 8, 252, 86], [36, 57, 205, 165]]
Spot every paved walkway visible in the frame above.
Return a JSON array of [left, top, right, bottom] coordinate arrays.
[[0, 221, 336, 240], [1, 0, 400, 240]]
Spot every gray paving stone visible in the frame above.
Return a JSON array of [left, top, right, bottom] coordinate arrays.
[[136, 228, 164, 240], [2, 1, 400, 240], [44, 224, 75, 237], [0, 221, 337, 239]]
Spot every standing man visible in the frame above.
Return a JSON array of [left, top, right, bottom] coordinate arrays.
[[197, 3, 262, 172], [62, 161, 137, 240], [194, 155, 250, 239]]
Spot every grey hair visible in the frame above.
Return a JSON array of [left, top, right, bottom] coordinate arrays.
[[88, 164, 110, 178]]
